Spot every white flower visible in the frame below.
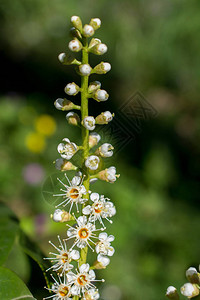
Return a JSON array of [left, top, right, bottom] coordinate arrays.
[[64, 83, 79, 95], [103, 111, 113, 122], [95, 232, 115, 257], [44, 274, 72, 300], [89, 132, 101, 148], [181, 283, 198, 297], [67, 264, 104, 297], [83, 25, 94, 37], [83, 116, 96, 130], [85, 155, 100, 170], [94, 89, 109, 101], [52, 209, 63, 222], [44, 236, 80, 275], [102, 62, 111, 72], [186, 267, 198, 278], [98, 143, 114, 157], [97, 43, 107, 54], [85, 288, 100, 300], [79, 64, 92, 76], [71, 16, 82, 32], [90, 18, 101, 30], [95, 111, 114, 124], [53, 175, 87, 213], [68, 39, 82, 52], [97, 254, 110, 267], [82, 192, 116, 227], [57, 138, 78, 160], [66, 216, 100, 250], [107, 166, 118, 182]]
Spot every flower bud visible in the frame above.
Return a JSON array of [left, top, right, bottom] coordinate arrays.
[[180, 283, 199, 298], [85, 155, 100, 170], [89, 43, 108, 55], [96, 143, 114, 157], [98, 166, 120, 183], [71, 16, 82, 32], [82, 24, 94, 37], [82, 116, 96, 130], [166, 286, 179, 299], [93, 255, 110, 269], [70, 27, 82, 39], [93, 62, 111, 74], [95, 111, 114, 124], [94, 89, 109, 102], [58, 52, 81, 65], [88, 38, 101, 49], [55, 158, 77, 171], [68, 38, 82, 52], [51, 209, 72, 222], [79, 64, 92, 76], [66, 112, 80, 126], [54, 98, 80, 111], [64, 82, 80, 96], [89, 132, 101, 148], [88, 81, 101, 93], [186, 267, 200, 284], [89, 18, 101, 30]]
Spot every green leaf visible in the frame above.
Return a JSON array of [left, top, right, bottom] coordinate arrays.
[[0, 203, 19, 266], [0, 266, 35, 300], [19, 230, 52, 289]]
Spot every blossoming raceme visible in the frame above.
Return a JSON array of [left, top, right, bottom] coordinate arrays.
[[82, 192, 116, 227], [57, 138, 78, 160], [44, 236, 80, 275], [66, 215, 102, 250], [67, 263, 103, 297], [54, 175, 87, 213]]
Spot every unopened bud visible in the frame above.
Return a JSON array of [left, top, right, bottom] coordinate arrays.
[[89, 132, 101, 148], [79, 64, 92, 76], [68, 38, 82, 52], [89, 18, 101, 30], [89, 43, 108, 55], [58, 52, 81, 65], [66, 112, 80, 126], [82, 24, 94, 37], [93, 62, 111, 74], [51, 209, 72, 222], [55, 158, 77, 171], [71, 16, 82, 32], [181, 283, 199, 298], [95, 111, 114, 124], [64, 82, 80, 96], [96, 143, 114, 157], [88, 38, 101, 49], [186, 267, 200, 284], [70, 27, 82, 39], [88, 81, 101, 93], [94, 89, 109, 102], [166, 286, 179, 299], [54, 98, 80, 111]]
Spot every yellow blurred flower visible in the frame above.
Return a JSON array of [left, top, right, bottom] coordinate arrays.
[[35, 114, 56, 136], [25, 132, 46, 153]]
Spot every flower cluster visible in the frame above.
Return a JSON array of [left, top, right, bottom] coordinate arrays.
[[166, 266, 200, 299], [44, 16, 119, 300]]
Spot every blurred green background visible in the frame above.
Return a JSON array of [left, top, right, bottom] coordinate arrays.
[[0, 0, 200, 299]]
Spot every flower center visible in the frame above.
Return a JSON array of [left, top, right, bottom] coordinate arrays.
[[59, 285, 69, 296], [78, 228, 89, 239], [94, 203, 103, 214], [69, 188, 79, 199], [77, 274, 88, 286], [61, 252, 68, 263]]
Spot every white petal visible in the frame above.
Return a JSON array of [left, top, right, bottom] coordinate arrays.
[[79, 263, 90, 273], [71, 176, 81, 186], [107, 246, 115, 256], [97, 254, 110, 266], [67, 271, 76, 284], [90, 192, 99, 202], [71, 285, 80, 295], [62, 138, 71, 143], [67, 227, 76, 237], [107, 235, 115, 242], [99, 232, 108, 241], [57, 143, 65, 153], [77, 215, 87, 226], [70, 250, 80, 260], [82, 205, 92, 215], [88, 269, 96, 280]]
